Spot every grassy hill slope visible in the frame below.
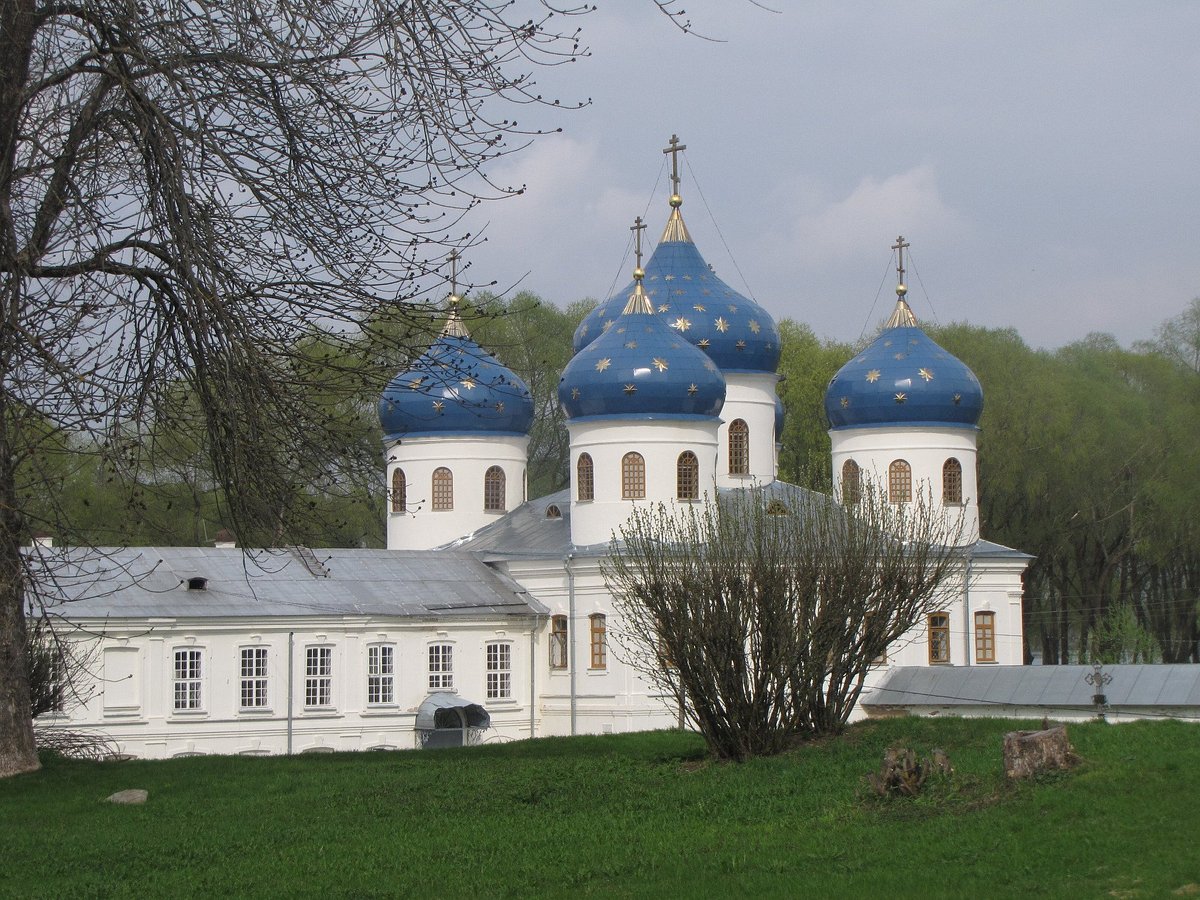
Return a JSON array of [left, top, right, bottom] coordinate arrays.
[[2, 717, 1197, 898]]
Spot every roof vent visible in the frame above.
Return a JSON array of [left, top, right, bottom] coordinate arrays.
[[545, 504, 562, 520], [186, 577, 208, 591]]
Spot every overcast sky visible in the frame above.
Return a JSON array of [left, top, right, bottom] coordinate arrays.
[[453, 2, 1200, 350]]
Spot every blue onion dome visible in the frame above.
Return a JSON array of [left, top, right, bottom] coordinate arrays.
[[824, 293, 983, 430], [572, 206, 780, 375], [379, 300, 534, 440], [558, 269, 725, 422]]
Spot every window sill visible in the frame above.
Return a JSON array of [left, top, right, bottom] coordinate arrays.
[[361, 707, 405, 718], [237, 708, 275, 716], [300, 709, 341, 717], [587, 667, 608, 675], [170, 709, 209, 718]]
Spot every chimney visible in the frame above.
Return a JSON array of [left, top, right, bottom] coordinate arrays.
[[213, 528, 236, 550], [30, 532, 53, 549]]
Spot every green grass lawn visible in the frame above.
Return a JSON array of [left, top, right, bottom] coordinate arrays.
[[2, 717, 1197, 898]]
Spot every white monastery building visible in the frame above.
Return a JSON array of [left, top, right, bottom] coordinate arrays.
[[35, 143, 1029, 758]]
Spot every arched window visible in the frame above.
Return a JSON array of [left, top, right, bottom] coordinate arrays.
[[622, 452, 645, 500], [728, 419, 750, 475], [676, 451, 699, 500], [484, 465, 505, 512], [391, 468, 407, 513], [943, 458, 963, 505], [576, 453, 594, 502], [888, 459, 912, 504], [431, 467, 453, 511], [841, 459, 861, 505]]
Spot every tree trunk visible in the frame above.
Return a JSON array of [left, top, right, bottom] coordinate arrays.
[[0, 443, 38, 777], [1003, 726, 1077, 779]]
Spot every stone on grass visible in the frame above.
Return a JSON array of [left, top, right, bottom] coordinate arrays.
[[106, 789, 148, 805]]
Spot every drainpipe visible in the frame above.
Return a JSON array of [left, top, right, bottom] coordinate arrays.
[[286, 631, 295, 754], [529, 620, 537, 739], [564, 553, 577, 736], [962, 556, 973, 667]]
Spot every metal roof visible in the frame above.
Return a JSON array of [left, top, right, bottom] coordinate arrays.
[[865, 664, 1200, 709], [27, 546, 545, 620]]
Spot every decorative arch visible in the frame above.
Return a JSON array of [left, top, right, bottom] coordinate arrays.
[[841, 459, 861, 505], [728, 419, 749, 475], [943, 458, 963, 505], [576, 453, 594, 502], [888, 459, 912, 504], [622, 452, 646, 500], [484, 465, 506, 512], [391, 468, 407, 513], [676, 451, 699, 500], [432, 467, 453, 511]]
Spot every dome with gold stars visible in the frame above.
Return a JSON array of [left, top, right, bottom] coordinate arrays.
[[379, 310, 534, 440], [572, 211, 780, 375], [559, 274, 725, 422], [824, 301, 982, 430]]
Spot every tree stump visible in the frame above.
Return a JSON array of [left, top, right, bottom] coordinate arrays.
[[1003, 725, 1078, 779]]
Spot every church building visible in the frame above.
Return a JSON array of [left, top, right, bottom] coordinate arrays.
[[35, 140, 1029, 758]]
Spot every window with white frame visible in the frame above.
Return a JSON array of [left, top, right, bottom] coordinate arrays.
[[428, 643, 453, 690], [173, 648, 203, 711], [239, 647, 269, 709], [305, 646, 333, 708], [486, 642, 511, 700], [367, 644, 395, 705]]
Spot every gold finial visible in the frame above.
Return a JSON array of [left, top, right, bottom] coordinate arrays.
[[885, 236, 918, 328], [663, 134, 687, 208], [623, 217, 654, 315], [442, 250, 470, 337]]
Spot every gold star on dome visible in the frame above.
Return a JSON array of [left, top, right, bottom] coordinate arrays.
[[595, 358, 611, 372], [571, 388, 580, 400], [701, 288, 712, 296], [894, 392, 907, 404], [673, 316, 692, 332], [624, 383, 637, 395], [715, 317, 730, 333], [647, 274, 658, 281], [693, 304, 706, 312], [495, 402, 505, 413], [432, 400, 445, 413], [883, 340, 893, 347], [683, 274, 693, 281], [953, 393, 963, 405], [840, 397, 850, 408], [728, 304, 738, 313], [735, 340, 747, 350], [670, 342, 680, 349], [597, 307, 608, 317], [688, 383, 698, 395], [866, 370, 881, 383], [748, 320, 761, 334], [657, 304, 669, 313], [918, 368, 934, 382], [616, 326, 626, 334], [664, 274, 675, 281], [460, 377, 476, 390], [698, 339, 710, 348], [408, 376, 424, 389], [578, 324, 588, 338], [652, 357, 668, 372], [893, 353, 905, 360], [624, 340, 637, 349], [603, 319, 614, 331], [910, 339, 919, 346]]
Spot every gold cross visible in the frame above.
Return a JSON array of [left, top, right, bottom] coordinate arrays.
[[447, 250, 461, 303], [663, 133, 687, 197], [631, 216, 647, 275], [891, 235, 910, 290]]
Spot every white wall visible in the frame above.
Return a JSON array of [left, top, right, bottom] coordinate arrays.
[[385, 434, 528, 550], [715, 372, 779, 488]]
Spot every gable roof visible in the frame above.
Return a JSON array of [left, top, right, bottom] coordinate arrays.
[[27, 546, 544, 620]]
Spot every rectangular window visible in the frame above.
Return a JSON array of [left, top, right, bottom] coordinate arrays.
[[174, 648, 203, 711], [975, 611, 996, 663], [590, 614, 607, 670], [368, 644, 395, 705], [928, 613, 951, 664], [305, 646, 333, 708], [239, 647, 269, 709], [429, 644, 454, 690], [486, 642, 511, 700], [549, 615, 568, 670]]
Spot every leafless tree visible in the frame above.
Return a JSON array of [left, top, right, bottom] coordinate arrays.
[[604, 486, 967, 761], [0, 0, 698, 776]]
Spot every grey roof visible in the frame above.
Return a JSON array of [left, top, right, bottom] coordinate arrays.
[[865, 664, 1200, 709], [448, 481, 1031, 562], [27, 546, 545, 620]]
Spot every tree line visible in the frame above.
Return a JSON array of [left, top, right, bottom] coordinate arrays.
[[26, 294, 1200, 665]]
